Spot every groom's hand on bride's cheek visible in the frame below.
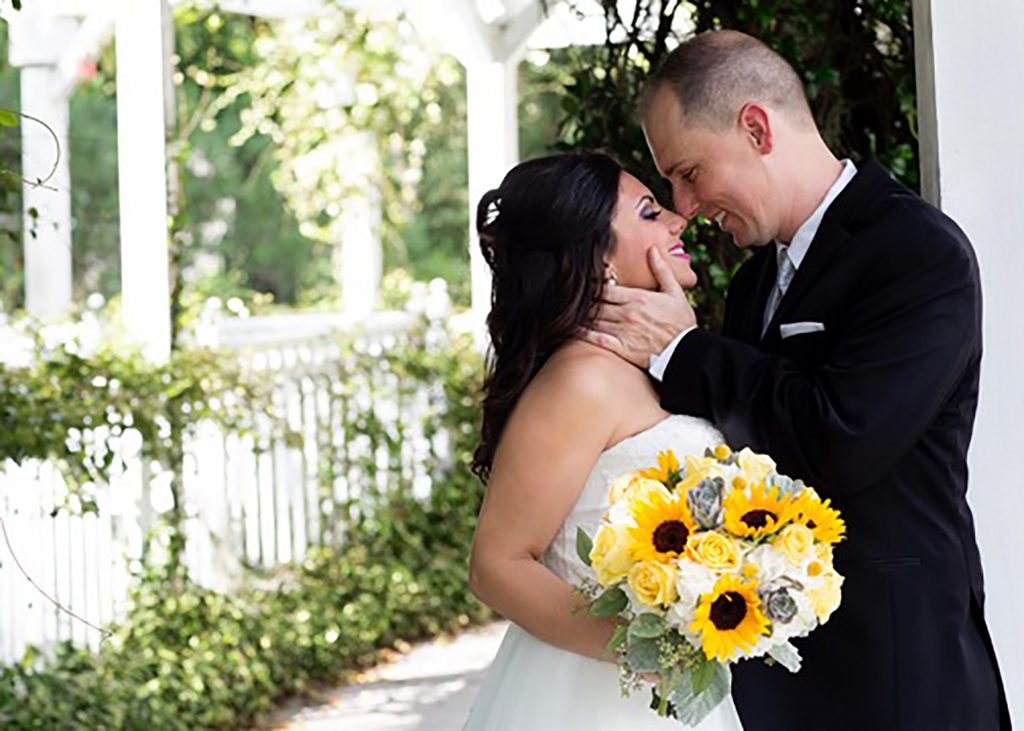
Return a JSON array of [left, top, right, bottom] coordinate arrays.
[[582, 247, 697, 368]]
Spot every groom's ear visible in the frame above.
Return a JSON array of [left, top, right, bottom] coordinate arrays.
[[738, 103, 773, 155]]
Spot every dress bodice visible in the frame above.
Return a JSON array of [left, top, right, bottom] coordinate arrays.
[[541, 414, 725, 584]]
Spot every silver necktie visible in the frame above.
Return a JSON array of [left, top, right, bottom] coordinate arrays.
[[762, 246, 796, 335]]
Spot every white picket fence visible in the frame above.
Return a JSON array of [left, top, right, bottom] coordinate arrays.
[[0, 307, 455, 665]]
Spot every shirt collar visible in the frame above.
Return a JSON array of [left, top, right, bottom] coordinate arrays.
[[777, 159, 857, 270]]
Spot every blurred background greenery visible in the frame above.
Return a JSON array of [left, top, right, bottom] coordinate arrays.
[[0, 0, 916, 331]]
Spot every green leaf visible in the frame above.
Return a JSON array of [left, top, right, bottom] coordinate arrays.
[[690, 652, 716, 695], [601, 623, 627, 659], [575, 526, 593, 567], [669, 661, 731, 727], [767, 641, 802, 673], [0, 109, 18, 127], [627, 612, 665, 640], [588, 586, 627, 617], [624, 634, 661, 673]]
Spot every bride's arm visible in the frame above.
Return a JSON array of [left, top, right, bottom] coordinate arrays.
[[468, 357, 624, 661]]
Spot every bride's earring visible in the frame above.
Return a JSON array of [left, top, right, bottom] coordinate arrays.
[[605, 269, 618, 286]]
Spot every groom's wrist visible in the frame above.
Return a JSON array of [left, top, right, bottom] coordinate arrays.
[[648, 326, 697, 381]]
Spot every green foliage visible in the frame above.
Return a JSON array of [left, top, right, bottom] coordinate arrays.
[[1, 22, 24, 309], [0, 324, 490, 729], [0, 337, 283, 516], [550, 0, 918, 331]]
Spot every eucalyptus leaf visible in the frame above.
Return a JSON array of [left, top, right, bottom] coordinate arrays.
[[628, 612, 665, 640], [690, 653, 717, 695], [669, 662, 732, 727], [624, 635, 661, 673], [602, 623, 627, 659], [767, 641, 803, 673], [576, 526, 593, 567], [589, 587, 628, 617]]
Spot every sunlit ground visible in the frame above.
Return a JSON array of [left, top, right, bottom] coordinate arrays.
[[265, 622, 508, 730]]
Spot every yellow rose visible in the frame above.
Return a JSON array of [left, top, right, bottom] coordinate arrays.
[[618, 479, 675, 507], [815, 542, 834, 566], [608, 472, 640, 504], [774, 524, 815, 564], [677, 455, 724, 492], [610, 475, 670, 506], [685, 531, 742, 572], [808, 572, 844, 623], [627, 560, 678, 608], [737, 448, 776, 484], [589, 524, 633, 586]]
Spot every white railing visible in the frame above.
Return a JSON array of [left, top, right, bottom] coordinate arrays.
[[0, 305, 455, 665]]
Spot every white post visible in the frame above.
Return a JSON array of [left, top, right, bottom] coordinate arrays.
[[333, 132, 381, 318], [466, 57, 518, 337], [8, 14, 77, 318], [337, 193, 382, 319], [114, 0, 173, 363], [19, 66, 72, 318], [915, 0, 1024, 722]]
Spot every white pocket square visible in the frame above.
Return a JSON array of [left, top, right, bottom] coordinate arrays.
[[779, 321, 826, 338]]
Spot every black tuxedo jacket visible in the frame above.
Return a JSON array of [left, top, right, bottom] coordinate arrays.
[[659, 159, 1010, 730]]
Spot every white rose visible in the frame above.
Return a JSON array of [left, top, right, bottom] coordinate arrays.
[[746, 544, 790, 584], [668, 557, 717, 630]]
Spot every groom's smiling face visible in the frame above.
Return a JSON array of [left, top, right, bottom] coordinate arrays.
[[643, 88, 778, 249]]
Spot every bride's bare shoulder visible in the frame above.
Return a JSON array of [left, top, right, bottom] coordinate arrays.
[[525, 340, 650, 409]]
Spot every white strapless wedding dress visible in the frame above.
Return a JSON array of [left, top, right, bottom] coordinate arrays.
[[465, 414, 745, 730]]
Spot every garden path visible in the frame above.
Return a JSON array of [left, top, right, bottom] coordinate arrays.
[[264, 621, 508, 730]]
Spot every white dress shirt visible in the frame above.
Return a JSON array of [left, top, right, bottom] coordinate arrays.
[[649, 159, 858, 381]]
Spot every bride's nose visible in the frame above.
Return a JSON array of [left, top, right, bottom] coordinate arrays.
[[668, 210, 687, 236]]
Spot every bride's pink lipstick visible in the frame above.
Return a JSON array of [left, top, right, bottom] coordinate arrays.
[[668, 242, 690, 260]]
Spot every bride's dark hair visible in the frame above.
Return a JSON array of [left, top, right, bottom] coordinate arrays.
[[471, 152, 622, 482]]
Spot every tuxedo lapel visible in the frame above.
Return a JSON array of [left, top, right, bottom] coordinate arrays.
[[763, 215, 850, 338], [761, 158, 892, 339], [730, 246, 777, 344]]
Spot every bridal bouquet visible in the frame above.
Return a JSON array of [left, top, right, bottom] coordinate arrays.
[[576, 445, 845, 726]]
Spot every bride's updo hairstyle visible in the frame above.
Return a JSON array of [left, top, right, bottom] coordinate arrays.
[[472, 152, 622, 482]]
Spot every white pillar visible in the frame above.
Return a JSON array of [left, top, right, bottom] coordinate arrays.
[[915, 0, 1024, 722], [19, 66, 72, 318], [337, 192, 382, 319], [8, 14, 77, 318], [114, 0, 173, 363], [466, 57, 518, 337]]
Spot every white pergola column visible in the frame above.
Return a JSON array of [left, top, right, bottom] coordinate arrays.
[[8, 14, 77, 318], [19, 66, 72, 318], [915, 0, 1024, 721], [466, 57, 519, 330], [114, 0, 173, 363], [336, 189, 382, 318]]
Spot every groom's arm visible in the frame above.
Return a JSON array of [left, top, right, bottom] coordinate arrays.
[[660, 231, 980, 496]]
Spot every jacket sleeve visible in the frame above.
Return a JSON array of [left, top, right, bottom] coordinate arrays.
[[660, 231, 980, 496]]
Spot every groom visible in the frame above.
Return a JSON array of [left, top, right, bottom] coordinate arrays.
[[588, 31, 1010, 731]]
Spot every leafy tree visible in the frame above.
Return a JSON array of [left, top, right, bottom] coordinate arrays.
[[547, 0, 918, 330]]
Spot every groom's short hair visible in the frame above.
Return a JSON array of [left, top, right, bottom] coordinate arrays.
[[642, 30, 815, 130]]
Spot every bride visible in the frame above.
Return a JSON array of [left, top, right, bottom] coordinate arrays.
[[464, 152, 743, 730]]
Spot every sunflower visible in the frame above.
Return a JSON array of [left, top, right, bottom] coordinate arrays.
[[639, 450, 681, 487], [628, 489, 697, 563], [690, 575, 771, 661], [791, 492, 846, 544], [722, 482, 794, 539]]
